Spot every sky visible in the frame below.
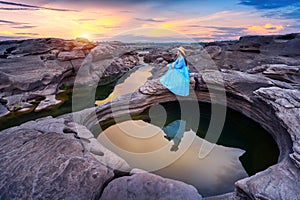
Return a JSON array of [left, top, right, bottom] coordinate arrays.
[[0, 0, 299, 42]]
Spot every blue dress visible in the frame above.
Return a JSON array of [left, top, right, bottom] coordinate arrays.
[[160, 56, 190, 96]]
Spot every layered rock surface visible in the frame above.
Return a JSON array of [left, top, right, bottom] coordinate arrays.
[[0, 38, 97, 117], [0, 33, 300, 199], [0, 117, 114, 199], [0, 116, 202, 199], [0, 39, 140, 118]]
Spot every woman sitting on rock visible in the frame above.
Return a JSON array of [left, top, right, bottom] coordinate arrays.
[[160, 47, 190, 96]]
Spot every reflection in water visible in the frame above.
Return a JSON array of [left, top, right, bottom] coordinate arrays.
[[98, 120, 248, 197], [157, 127, 248, 197], [95, 65, 152, 106], [163, 120, 186, 151]]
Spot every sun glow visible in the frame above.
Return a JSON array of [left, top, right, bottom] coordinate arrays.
[[81, 33, 89, 39]]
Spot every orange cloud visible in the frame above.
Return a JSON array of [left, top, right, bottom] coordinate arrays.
[[0, 4, 130, 40], [246, 23, 284, 34]]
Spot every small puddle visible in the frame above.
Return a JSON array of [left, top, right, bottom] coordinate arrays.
[[95, 64, 152, 106]]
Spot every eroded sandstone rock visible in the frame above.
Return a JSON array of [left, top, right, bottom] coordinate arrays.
[[100, 172, 202, 200], [0, 38, 97, 116], [0, 116, 204, 199], [0, 117, 114, 199]]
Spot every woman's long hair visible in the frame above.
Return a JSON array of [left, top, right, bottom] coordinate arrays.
[[183, 57, 188, 66], [178, 52, 188, 66]]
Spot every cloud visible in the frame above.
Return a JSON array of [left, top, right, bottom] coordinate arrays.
[[287, 24, 300, 29], [120, 10, 133, 13], [0, 35, 28, 40], [183, 24, 247, 41], [239, 0, 300, 9], [135, 17, 166, 22], [77, 18, 95, 21], [12, 25, 37, 29], [269, 8, 300, 20], [187, 31, 240, 41], [0, 7, 38, 10], [0, 1, 77, 12], [0, 19, 17, 24], [49, 0, 195, 6], [186, 33, 215, 40], [15, 32, 39, 36], [0, 19, 29, 25], [246, 23, 284, 34], [183, 25, 202, 28], [208, 26, 247, 32], [104, 33, 197, 43], [91, 33, 109, 38], [101, 25, 122, 29], [239, 0, 300, 22], [186, 25, 246, 32]]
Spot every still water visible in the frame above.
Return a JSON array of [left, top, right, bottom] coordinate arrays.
[[96, 64, 152, 106], [97, 101, 279, 197]]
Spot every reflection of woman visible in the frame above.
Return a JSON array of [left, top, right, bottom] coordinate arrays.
[[163, 119, 186, 151], [160, 47, 190, 96]]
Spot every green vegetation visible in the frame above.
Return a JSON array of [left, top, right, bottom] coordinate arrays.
[[59, 83, 70, 90]]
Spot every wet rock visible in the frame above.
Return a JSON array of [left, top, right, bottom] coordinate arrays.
[[0, 104, 9, 118], [3, 94, 35, 112], [35, 95, 62, 111], [100, 172, 202, 200]]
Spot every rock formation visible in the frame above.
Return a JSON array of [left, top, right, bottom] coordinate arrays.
[[79, 33, 300, 199], [0, 116, 203, 199], [0, 33, 300, 199], [0, 117, 114, 199], [0, 38, 97, 117], [0, 39, 139, 118]]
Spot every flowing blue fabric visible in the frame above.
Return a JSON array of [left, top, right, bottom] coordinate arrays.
[[160, 56, 190, 96]]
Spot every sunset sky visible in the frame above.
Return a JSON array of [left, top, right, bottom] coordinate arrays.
[[0, 0, 299, 42]]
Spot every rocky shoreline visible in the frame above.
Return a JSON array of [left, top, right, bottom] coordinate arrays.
[[0, 38, 139, 119], [0, 33, 300, 199]]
